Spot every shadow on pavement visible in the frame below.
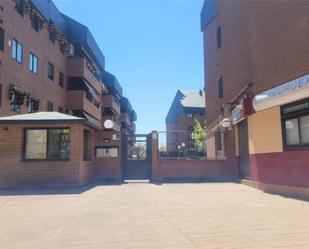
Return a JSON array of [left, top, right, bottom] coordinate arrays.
[[0, 180, 122, 196]]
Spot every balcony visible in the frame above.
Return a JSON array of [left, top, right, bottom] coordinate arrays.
[[67, 57, 101, 93], [102, 95, 121, 115], [131, 122, 136, 133], [66, 90, 101, 122], [121, 112, 131, 125]]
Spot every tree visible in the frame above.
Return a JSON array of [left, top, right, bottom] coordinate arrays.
[[128, 143, 147, 160], [193, 119, 207, 152], [159, 143, 166, 152]]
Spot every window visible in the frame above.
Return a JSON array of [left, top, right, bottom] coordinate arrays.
[[282, 100, 309, 148], [96, 147, 119, 158], [14, 0, 24, 16], [0, 26, 4, 51], [215, 131, 222, 151], [11, 39, 23, 63], [216, 26, 222, 48], [24, 128, 70, 160], [47, 101, 53, 111], [31, 16, 39, 32], [59, 72, 64, 88], [27, 98, 39, 113], [9, 88, 24, 113], [217, 77, 223, 98], [83, 130, 91, 160], [85, 91, 93, 102], [187, 114, 193, 118], [29, 53, 38, 74], [48, 62, 54, 80], [49, 32, 56, 44]]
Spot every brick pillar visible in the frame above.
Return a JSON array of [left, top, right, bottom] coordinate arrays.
[[151, 131, 161, 183]]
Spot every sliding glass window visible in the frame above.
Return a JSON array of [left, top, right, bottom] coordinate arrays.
[[24, 128, 70, 160]]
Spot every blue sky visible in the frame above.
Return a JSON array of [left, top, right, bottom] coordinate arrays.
[[54, 0, 205, 134]]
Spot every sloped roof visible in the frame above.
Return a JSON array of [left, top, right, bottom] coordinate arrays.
[[101, 71, 123, 98], [31, 0, 105, 70], [200, 0, 217, 31], [0, 112, 83, 123], [121, 97, 133, 113], [178, 89, 205, 108], [166, 89, 206, 124], [62, 15, 105, 70]]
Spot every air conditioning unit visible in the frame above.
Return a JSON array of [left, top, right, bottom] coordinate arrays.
[[65, 44, 75, 57]]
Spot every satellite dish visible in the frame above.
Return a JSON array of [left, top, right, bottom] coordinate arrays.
[[104, 119, 114, 129]]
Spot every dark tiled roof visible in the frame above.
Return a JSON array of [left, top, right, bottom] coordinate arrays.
[[121, 97, 132, 113], [166, 89, 205, 124], [62, 15, 105, 70], [200, 0, 217, 31], [101, 71, 123, 98], [31, 0, 105, 70], [0, 112, 83, 122]]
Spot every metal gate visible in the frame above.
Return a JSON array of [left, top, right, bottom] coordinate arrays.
[[122, 134, 152, 180]]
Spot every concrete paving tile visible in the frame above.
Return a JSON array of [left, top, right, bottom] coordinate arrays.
[[0, 183, 309, 249]]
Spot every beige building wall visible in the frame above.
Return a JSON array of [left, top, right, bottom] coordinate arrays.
[[206, 135, 216, 159], [248, 107, 283, 154]]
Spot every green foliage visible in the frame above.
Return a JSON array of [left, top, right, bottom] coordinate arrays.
[[159, 143, 166, 152], [193, 119, 207, 152]]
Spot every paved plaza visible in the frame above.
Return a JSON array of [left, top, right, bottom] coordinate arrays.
[[0, 183, 309, 249]]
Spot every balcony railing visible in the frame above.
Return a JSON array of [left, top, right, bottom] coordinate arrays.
[[66, 90, 101, 121], [67, 57, 101, 93], [102, 95, 121, 114]]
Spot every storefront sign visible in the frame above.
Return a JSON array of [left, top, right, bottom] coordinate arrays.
[[253, 74, 309, 112]]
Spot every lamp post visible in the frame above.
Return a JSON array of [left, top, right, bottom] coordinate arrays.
[[221, 118, 232, 128]]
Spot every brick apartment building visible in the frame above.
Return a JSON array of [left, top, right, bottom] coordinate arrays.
[[0, 0, 136, 189], [201, 0, 309, 197], [165, 89, 205, 156]]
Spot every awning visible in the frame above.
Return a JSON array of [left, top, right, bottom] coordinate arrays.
[[68, 77, 100, 102], [9, 85, 25, 105], [10, 84, 25, 95], [82, 79, 99, 101], [81, 111, 100, 128], [27, 94, 40, 102]]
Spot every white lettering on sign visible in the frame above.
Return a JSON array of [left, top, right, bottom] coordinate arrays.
[[253, 74, 309, 112]]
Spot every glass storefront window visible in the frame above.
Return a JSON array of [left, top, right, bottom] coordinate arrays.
[[24, 129, 70, 160], [285, 119, 300, 146], [25, 130, 47, 159], [282, 99, 309, 148], [300, 116, 309, 144]]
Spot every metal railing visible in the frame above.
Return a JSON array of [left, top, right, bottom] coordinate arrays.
[[158, 130, 206, 160]]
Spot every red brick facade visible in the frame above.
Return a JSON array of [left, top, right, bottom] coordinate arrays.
[[0, 0, 135, 189], [0, 123, 93, 189], [203, 0, 309, 126], [201, 0, 309, 198]]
